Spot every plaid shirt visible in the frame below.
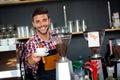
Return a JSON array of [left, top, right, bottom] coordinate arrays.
[[19, 30, 56, 79]]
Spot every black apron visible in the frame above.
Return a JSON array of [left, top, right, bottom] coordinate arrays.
[[26, 49, 57, 80]]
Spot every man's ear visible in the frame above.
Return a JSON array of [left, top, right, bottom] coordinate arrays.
[[48, 18, 51, 25], [32, 22, 36, 28]]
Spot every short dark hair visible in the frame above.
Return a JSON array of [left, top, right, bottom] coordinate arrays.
[[32, 7, 49, 19]]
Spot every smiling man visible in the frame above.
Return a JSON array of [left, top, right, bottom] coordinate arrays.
[[25, 7, 59, 80]]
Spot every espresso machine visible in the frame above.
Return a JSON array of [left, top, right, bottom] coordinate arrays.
[[52, 33, 73, 80], [83, 30, 105, 80], [110, 38, 120, 79]]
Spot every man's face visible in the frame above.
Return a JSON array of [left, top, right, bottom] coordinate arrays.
[[32, 14, 50, 35]]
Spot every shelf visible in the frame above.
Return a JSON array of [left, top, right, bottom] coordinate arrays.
[[72, 31, 83, 35], [0, 45, 16, 52], [16, 37, 30, 40], [72, 28, 120, 35], [14, 28, 120, 40], [105, 28, 120, 31], [0, 0, 59, 6]]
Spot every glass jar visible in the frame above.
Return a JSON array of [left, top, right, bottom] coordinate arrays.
[[7, 24, 14, 32], [11, 31, 18, 38], [1, 32, 7, 39], [0, 25, 7, 33]]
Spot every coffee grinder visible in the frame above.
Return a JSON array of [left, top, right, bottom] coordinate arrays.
[[52, 33, 73, 80], [110, 38, 120, 79], [83, 30, 105, 80]]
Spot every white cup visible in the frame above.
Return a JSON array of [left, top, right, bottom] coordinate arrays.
[[36, 48, 49, 56]]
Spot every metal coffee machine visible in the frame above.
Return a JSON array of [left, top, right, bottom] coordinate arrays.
[[110, 38, 120, 79], [52, 33, 73, 80], [83, 30, 105, 80], [83, 30, 105, 58]]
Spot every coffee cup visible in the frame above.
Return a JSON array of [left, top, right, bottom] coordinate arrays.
[[36, 48, 49, 56]]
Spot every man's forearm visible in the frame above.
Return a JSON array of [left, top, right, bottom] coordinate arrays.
[[28, 56, 36, 67]]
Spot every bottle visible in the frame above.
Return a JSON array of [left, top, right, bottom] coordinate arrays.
[[79, 56, 83, 65], [77, 56, 85, 80], [72, 56, 85, 80], [82, 19, 87, 31]]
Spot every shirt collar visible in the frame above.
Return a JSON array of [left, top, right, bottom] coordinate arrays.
[[34, 31, 51, 43]]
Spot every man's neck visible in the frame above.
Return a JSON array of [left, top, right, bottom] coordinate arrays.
[[38, 32, 49, 41]]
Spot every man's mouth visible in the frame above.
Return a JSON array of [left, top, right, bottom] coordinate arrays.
[[41, 27, 46, 30]]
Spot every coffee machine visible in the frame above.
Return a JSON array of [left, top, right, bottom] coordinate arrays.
[[83, 30, 105, 80], [110, 38, 120, 79], [52, 33, 73, 80]]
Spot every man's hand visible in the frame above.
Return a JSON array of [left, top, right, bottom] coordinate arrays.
[[28, 53, 41, 66]]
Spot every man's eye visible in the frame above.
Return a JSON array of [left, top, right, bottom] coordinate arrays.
[[43, 19, 48, 22], [35, 20, 40, 23]]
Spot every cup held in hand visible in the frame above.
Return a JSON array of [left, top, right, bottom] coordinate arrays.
[[36, 48, 49, 56]]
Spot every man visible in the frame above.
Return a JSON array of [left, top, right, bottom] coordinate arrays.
[[24, 7, 59, 80]]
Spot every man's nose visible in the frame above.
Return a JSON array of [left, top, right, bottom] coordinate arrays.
[[40, 21, 44, 26]]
